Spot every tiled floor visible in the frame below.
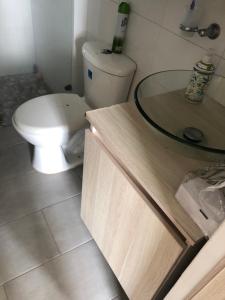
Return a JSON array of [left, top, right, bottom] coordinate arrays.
[[0, 127, 127, 300]]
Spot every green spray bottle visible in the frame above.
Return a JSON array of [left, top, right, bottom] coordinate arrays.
[[112, 1, 130, 54]]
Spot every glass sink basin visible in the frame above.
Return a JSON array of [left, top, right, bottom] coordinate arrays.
[[135, 70, 225, 161]]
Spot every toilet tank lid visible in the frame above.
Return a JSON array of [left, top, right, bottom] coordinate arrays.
[[82, 41, 136, 77]]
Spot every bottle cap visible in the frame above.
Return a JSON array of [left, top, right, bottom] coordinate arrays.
[[195, 48, 215, 73], [202, 48, 214, 64]]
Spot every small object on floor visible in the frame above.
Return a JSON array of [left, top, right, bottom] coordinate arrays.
[[64, 84, 73, 91], [176, 164, 225, 236], [0, 113, 4, 127]]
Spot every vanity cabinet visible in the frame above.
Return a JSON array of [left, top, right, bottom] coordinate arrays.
[[81, 103, 206, 299], [81, 130, 185, 299]]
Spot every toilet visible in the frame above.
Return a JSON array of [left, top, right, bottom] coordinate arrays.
[[12, 41, 136, 174]]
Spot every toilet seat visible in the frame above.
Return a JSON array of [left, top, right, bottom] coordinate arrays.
[[13, 94, 90, 136]]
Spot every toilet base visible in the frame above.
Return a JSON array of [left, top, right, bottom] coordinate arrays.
[[33, 145, 83, 174]]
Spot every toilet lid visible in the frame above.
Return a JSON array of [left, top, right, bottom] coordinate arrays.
[[13, 94, 90, 134]]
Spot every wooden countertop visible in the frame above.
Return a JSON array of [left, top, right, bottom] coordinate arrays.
[[86, 103, 207, 245]]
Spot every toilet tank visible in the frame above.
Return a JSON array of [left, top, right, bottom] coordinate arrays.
[[82, 41, 136, 108]]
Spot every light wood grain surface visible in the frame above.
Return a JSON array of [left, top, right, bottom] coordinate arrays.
[[86, 103, 207, 244], [192, 266, 225, 300], [166, 219, 225, 300], [81, 130, 184, 300]]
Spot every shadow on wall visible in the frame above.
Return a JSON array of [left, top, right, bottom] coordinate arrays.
[[73, 36, 87, 97], [0, 0, 35, 77]]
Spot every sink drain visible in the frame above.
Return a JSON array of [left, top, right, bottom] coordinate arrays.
[[183, 127, 204, 143]]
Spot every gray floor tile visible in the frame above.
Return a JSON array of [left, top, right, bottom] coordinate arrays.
[[0, 212, 59, 284], [0, 169, 82, 226], [0, 126, 24, 150], [111, 292, 129, 300], [75, 164, 83, 180], [0, 143, 33, 181], [43, 196, 92, 253], [5, 241, 124, 300], [0, 286, 7, 300]]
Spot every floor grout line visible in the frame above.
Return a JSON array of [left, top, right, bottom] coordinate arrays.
[[111, 294, 127, 300], [0, 133, 114, 298], [0, 141, 26, 153], [57, 238, 94, 257], [3, 285, 9, 300], [0, 168, 35, 185], [3, 240, 93, 287], [1, 254, 61, 287], [0, 192, 81, 230], [41, 210, 61, 255]]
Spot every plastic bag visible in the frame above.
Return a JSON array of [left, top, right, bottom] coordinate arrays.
[[63, 127, 88, 163], [198, 167, 225, 223], [176, 164, 225, 236]]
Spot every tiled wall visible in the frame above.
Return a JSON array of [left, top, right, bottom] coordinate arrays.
[[86, 0, 225, 99]]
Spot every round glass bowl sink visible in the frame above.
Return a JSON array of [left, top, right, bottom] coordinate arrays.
[[135, 70, 225, 161]]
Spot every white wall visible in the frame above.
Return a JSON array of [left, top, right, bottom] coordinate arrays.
[[72, 0, 88, 95], [0, 0, 35, 76], [31, 0, 74, 92], [82, 0, 225, 100]]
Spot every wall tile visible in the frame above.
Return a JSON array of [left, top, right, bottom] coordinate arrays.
[[0, 287, 7, 300], [86, 0, 225, 97], [216, 57, 225, 77], [125, 12, 160, 58], [124, 12, 160, 98], [128, 0, 168, 25], [163, 0, 225, 57], [87, 0, 117, 45], [209, 58, 225, 106], [151, 28, 205, 72]]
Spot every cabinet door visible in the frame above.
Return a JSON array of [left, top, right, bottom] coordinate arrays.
[[192, 266, 225, 300], [81, 130, 184, 300]]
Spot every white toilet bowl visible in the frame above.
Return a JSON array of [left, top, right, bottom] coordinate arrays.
[[12, 93, 90, 174], [12, 42, 136, 174]]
